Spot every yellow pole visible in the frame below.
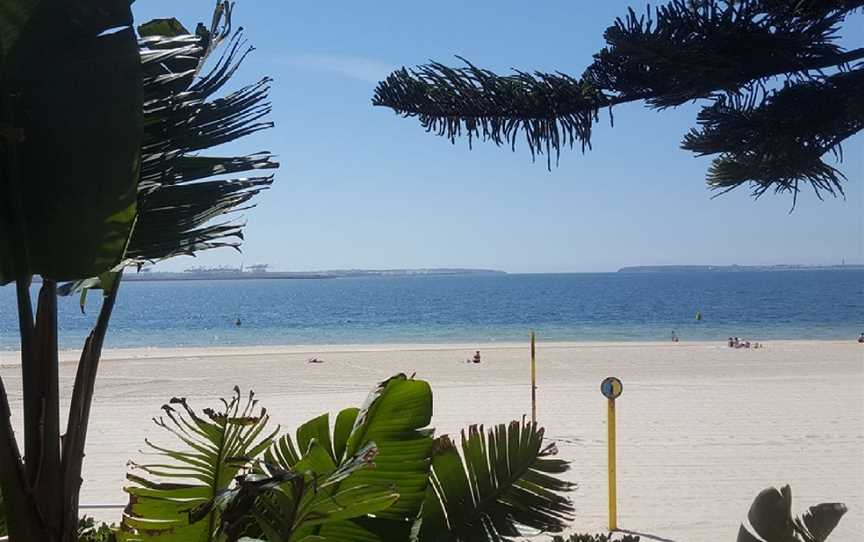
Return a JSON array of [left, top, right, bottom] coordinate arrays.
[[530, 331, 537, 424], [607, 397, 617, 530]]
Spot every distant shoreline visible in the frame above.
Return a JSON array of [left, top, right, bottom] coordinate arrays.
[[35, 268, 509, 283], [618, 264, 864, 273]]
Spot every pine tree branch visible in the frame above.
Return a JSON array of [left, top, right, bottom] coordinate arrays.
[[683, 67, 864, 202]]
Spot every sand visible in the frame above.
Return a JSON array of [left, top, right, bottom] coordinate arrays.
[[0, 340, 861, 541]]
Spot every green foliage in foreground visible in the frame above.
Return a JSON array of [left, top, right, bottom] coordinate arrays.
[[117, 374, 577, 541], [737, 485, 846, 542], [78, 517, 118, 542]]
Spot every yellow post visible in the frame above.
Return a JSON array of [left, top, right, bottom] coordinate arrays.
[[607, 397, 617, 530], [530, 331, 537, 424]]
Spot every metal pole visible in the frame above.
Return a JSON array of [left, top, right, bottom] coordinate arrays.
[[608, 397, 617, 530], [530, 331, 536, 423]]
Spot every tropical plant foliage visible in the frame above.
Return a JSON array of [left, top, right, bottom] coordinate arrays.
[[119, 387, 277, 540], [128, 2, 277, 266], [416, 421, 575, 541], [737, 485, 847, 542], [372, 0, 864, 204], [0, 2, 276, 540], [117, 374, 577, 542], [78, 517, 119, 542], [0, 0, 142, 283]]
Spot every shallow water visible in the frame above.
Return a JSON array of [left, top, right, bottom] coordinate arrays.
[[0, 270, 860, 349]]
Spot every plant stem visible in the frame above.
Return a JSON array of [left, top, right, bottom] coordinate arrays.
[[61, 273, 123, 542], [1, 90, 51, 540], [33, 280, 62, 536]]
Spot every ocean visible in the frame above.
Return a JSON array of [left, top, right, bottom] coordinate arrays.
[[0, 271, 860, 350]]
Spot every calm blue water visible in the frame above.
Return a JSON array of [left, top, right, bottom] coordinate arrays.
[[0, 271, 860, 349]]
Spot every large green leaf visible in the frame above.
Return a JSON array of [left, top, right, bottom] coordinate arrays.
[[218, 443, 398, 541], [118, 387, 277, 541], [0, 0, 142, 283], [416, 419, 576, 541], [0, 0, 36, 60], [324, 374, 434, 527], [252, 374, 434, 541], [737, 485, 847, 542]]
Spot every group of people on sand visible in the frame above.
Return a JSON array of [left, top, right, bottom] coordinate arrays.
[[728, 337, 761, 349]]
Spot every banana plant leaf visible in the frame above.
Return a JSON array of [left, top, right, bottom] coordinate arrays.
[[214, 442, 398, 541], [737, 485, 847, 542], [258, 374, 435, 541], [415, 419, 576, 542], [118, 387, 278, 542], [0, 0, 142, 283]]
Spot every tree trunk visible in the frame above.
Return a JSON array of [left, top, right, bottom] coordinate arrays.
[[1, 64, 127, 542], [0, 278, 122, 541]]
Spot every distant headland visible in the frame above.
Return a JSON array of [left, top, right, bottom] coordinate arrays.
[[121, 266, 506, 282], [617, 264, 864, 273]]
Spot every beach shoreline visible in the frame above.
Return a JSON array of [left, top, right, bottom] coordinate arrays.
[[0, 340, 861, 541], [0, 338, 855, 365]]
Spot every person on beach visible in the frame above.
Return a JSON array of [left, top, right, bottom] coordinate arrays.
[[671, 330, 679, 342], [728, 337, 734, 348], [473, 350, 482, 363], [858, 333, 864, 343]]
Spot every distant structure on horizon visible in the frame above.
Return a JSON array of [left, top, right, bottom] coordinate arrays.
[[121, 267, 506, 282]]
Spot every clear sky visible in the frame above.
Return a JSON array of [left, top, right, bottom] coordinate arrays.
[[134, 1, 863, 273]]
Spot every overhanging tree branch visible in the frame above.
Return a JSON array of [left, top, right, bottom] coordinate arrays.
[[373, 0, 863, 203]]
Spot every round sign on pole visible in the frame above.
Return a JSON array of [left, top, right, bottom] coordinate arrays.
[[601, 376, 623, 400]]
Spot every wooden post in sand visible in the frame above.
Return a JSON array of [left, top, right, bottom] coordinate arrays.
[[601, 376, 623, 531], [530, 331, 537, 423]]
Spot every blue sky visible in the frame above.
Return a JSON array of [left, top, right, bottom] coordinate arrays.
[[134, 1, 863, 273]]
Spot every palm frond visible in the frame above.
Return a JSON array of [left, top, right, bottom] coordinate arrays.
[[737, 485, 846, 542], [416, 418, 575, 541], [118, 387, 277, 541], [125, 1, 277, 265]]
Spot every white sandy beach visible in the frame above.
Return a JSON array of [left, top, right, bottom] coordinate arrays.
[[0, 340, 861, 541]]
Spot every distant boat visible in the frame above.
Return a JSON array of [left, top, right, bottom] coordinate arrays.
[[695, 311, 703, 321]]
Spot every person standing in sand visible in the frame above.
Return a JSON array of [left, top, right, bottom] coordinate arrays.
[[473, 350, 482, 363]]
